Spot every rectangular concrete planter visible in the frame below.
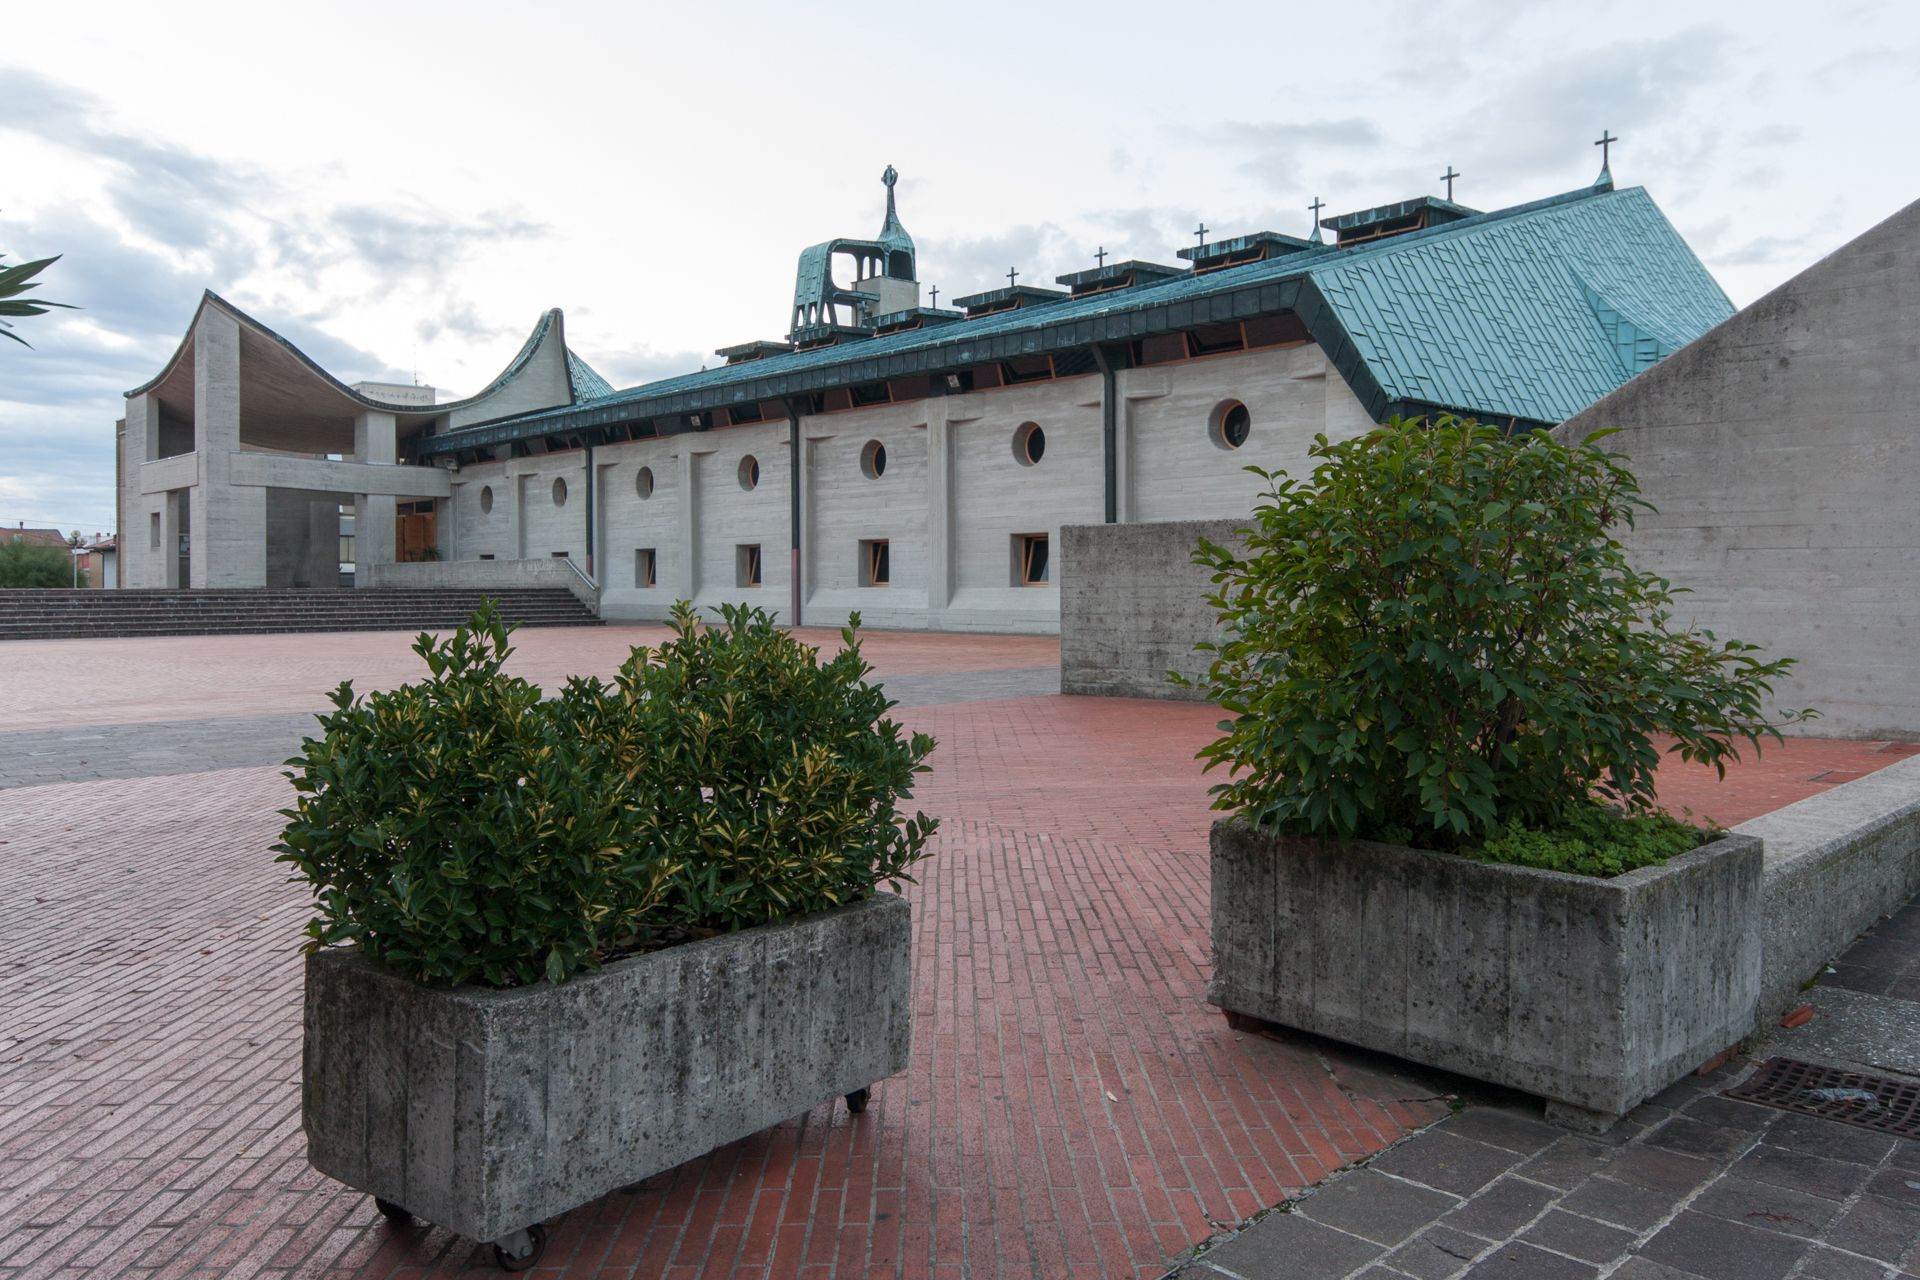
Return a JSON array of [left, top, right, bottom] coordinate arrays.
[[1208, 821, 1763, 1125], [302, 893, 912, 1248]]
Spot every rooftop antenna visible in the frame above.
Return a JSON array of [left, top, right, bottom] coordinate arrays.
[[1307, 196, 1326, 245], [1441, 166, 1460, 202], [1594, 130, 1619, 189]]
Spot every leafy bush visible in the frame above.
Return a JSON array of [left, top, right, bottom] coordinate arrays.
[[1183, 415, 1807, 864], [0, 539, 84, 587], [275, 600, 937, 987]]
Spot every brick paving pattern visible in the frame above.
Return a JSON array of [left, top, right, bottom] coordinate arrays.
[[1, 627, 1915, 1279]]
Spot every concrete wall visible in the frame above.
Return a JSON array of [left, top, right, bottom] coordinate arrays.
[[364, 557, 597, 610], [444, 317, 573, 429], [1060, 519, 1244, 699], [264, 488, 343, 589], [1552, 199, 1920, 738]]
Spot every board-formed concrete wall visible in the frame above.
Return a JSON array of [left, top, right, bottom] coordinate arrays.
[[1059, 519, 1245, 699], [1553, 199, 1920, 738]]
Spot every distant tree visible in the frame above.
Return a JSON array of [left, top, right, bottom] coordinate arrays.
[[0, 251, 74, 346], [0, 539, 84, 587]]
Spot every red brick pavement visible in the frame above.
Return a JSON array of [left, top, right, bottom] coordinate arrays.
[[3, 660, 1915, 1278]]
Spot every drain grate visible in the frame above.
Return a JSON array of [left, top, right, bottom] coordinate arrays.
[[1726, 1057, 1920, 1138]]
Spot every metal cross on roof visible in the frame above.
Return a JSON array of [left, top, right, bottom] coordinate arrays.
[[1441, 166, 1460, 201], [1006, 267, 1020, 288], [1595, 131, 1619, 167], [1095, 246, 1108, 267], [929, 285, 939, 308], [1193, 223, 1209, 247], [1308, 196, 1326, 244]]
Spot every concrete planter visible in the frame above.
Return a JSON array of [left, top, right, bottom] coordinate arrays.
[[1208, 821, 1763, 1128], [302, 893, 912, 1266]]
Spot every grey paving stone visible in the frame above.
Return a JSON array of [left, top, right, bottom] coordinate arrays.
[[1686, 1173, 1843, 1238], [1731, 1142, 1879, 1202], [1371, 1133, 1524, 1197], [1382, 1224, 1488, 1279], [1890, 1139, 1920, 1175], [1762, 1112, 1899, 1166], [1681, 1094, 1780, 1132], [1610, 1261, 1713, 1280], [1603, 1143, 1723, 1195], [1793, 1245, 1903, 1280], [1636, 1209, 1812, 1280], [1443, 1107, 1562, 1156], [1441, 1175, 1558, 1238], [1827, 1192, 1920, 1264], [1518, 1136, 1619, 1190], [1295, 1169, 1459, 1247], [1350, 1268, 1418, 1280], [1866, 1168, 1920, 1207], [1196, 1211, 1383, 1280], [1559, 1176, 1686, 1231], [1643, 1115, 1758, 1162], [1517, 1207, 1639, 1263], [1458, 1240, 1598, 1279]]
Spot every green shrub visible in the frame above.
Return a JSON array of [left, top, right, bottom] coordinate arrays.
[[1182, 415, 1808, 864], [274, 600, 937, 987], [0, 539, 83, 587]]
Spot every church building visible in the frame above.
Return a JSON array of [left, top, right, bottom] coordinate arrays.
[[117, 157, 1734, 633]]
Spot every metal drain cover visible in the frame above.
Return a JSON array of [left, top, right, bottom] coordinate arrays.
[[1726, 1058, 1920, 1139]]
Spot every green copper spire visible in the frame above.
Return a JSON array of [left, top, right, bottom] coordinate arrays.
[[878, 165, 913, 260]]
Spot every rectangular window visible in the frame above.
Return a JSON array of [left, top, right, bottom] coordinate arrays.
[[737, 543, 762, 588], [1016, 533, 1050, 586], [479, 553, 495, 561], [550, 550, 569, 558], [861, 539, 890, 587], [636, 548, 657, 588], [149, 512, 161, 550]]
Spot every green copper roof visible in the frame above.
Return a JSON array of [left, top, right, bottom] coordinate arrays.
[[424, 184, 1731, 452], [565, 349, 616, 401]]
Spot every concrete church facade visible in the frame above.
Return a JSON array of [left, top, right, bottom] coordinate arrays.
[[118, 164, 1734, 633]]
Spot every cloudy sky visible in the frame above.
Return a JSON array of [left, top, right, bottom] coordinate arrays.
[[2, 0, 1914, 536]]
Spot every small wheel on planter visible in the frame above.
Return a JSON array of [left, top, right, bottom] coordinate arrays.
[[845, 1087, 871, 1115], [372, 1197, 412, 1223], [491, 1222, 547, 1272]]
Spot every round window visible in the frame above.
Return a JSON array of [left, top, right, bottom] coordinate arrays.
[[636, 466, 654, 499], [738, 455, 760, 491], [552, 477, 568, 506], [1014, 422, 1046, 466], [1214, 401, 1252, 450], [479, 485, 494, 514], [862, 439, 888, 479]]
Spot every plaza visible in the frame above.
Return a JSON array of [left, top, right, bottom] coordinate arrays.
[[3, 623, 1916, 1278]]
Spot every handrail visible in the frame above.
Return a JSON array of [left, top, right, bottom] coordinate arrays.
[[559, 556, 599, 595]]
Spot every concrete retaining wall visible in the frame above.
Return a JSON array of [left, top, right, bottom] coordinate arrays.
[[303, 893, 912, 1244], [1208, 823, 1763, 1122], [1738, 753, 1920, 1019], [1059, 519, 1245, 699], [363, 557, 597, 612]]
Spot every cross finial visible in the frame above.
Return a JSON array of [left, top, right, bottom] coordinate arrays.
[[1194, 222, 1209, 247], [1594, 131, 1618, 166], [1006, 266, 1020, 288], [1440, 166, 1460, 201], [1095, 246, 1108, 267], [929, 284, 939, 309], [1308, 196, 1326, 244]]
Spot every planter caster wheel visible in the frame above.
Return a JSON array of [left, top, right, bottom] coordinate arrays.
[[845, 1087, 871, 1115], [372, 1197, 412, 1223], [492, 1223, 546, 1272]]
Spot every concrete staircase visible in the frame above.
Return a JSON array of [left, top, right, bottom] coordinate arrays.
[[0, 588, 601, 641]]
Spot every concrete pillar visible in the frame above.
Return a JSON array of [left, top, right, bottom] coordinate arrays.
[[509, 470, 526, 560], [351, 410, 400, 586], [925, 398, 973, 626], [799, 433, 821, 615], [161, 490, 183, 588], [1117, 385, 1168, 525], [191, 307, 265, 586], [677, 448, 703, 599], [123, 394, 157, 586]]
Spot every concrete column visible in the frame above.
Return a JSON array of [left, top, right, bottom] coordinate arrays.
[[799, 434, 822, 615], [351, 410, 399, 586], [161, 490, 183, 589], [677, 448, 702, 599], [192, 307, 264, 586], [925, 401, 954, 625], [123, 394, 157, 586], [354, 411, 398, 465], [1115, 369, 1168, 525], [509, 472, 526, 560]]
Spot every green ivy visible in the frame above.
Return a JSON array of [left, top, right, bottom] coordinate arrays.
[[1179, 416, 1811, 863], [274, 599, 937, 987]]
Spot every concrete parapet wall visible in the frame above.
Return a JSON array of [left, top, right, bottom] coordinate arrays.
[[1739, 754, 1920, 1020], [1060, 519, 1245, 700], [303, 894, 912, 1244], [364, 558, 597, 612]]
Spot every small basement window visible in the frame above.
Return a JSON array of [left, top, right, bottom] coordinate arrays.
[[149, 512, 161, 550], [737, 543, 762, 588], [861, 538, 891, 587], [862, 439, 888, 479], [738, 455, 760, 491], [550, 550, 569, 558], [479, 553, 495, 561], [636, 548, 657, 587], [1015, 533, 1050, 586]]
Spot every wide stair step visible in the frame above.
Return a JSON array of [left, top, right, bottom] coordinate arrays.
[[0, 588, 602, 640]]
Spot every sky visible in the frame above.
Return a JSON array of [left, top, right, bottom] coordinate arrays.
[[2, 0, 1915, 537]]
